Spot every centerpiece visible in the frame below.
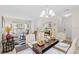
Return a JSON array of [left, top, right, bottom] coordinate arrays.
[[37, 39, 45, 47]]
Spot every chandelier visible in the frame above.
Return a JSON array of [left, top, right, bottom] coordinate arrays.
[[40, 8, 55, 18]]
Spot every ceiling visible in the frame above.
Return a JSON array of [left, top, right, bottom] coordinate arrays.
[[0, 5, 79, 20]]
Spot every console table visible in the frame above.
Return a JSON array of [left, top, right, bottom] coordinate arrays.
[[2, 37, 14, 53]]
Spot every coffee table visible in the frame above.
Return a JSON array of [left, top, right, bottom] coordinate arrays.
[[32, 39, 59, 54]]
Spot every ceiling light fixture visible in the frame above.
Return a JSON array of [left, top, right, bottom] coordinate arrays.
[[40, 8, 55, 18], [63, 9, 72, 17], [49, 9, 55, 16], [40, 10, 46, 17]]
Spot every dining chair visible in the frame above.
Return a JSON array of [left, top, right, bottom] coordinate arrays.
[[26, 34, 36, 48]]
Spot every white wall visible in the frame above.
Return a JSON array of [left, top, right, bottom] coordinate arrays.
[[72, 8, 79, 39], [62, 16, 72, 38]]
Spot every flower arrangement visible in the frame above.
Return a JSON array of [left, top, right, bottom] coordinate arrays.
[[4, 26, 12, 41], [37, 39, 45, 46], [4, 26, 12, 33]]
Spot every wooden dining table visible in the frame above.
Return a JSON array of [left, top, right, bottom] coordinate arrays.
[[32, 39, 59, 54]]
